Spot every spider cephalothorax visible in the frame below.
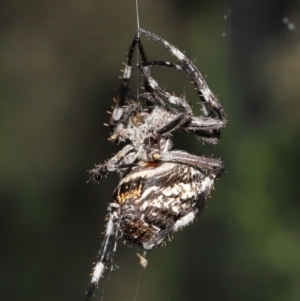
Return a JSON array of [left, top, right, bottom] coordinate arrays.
[[85, 28, 227, 301]]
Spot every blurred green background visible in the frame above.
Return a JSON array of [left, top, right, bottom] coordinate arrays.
[[1, 0, 300, 300]]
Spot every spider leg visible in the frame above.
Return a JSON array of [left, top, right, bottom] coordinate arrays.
[[136, 70, 224, 144], [142, 227, 173, 250], [110, 34, 140, 127], [183, 116, 224, 144], [156, 110, 192, 136], [155, 108, 225, 144], [142, 110, 192, 158], [137, 61, 182, 107], [143, 208, 204, 250], [142, 60, 183, 71], [138, 28, 227, 122], [140, 60, 226, 144], [136, 39, 170, 108], [136, 35, 153, 95], [185, 128, 220, 144], [138, 92, 157, 104], [88, 145, 135, 183], [158, 150, 225, 178], [139, 64, 191, 110], [111, 33, 161, 125], [85, 212, 119, 301]]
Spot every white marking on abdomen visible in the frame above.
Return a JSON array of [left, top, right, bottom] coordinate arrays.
[[200, 177, 214, 193], [174, 212, 195, 231]]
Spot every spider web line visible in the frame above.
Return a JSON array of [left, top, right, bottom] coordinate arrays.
[[135, 0, 140, 100], [133, 7, 145, 300], [135, 0, 140, 30]]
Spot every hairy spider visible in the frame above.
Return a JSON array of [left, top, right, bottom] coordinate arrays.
[[85, 28, 227, 300]]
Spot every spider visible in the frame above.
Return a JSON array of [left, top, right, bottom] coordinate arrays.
[[85, 28, 227, 300]]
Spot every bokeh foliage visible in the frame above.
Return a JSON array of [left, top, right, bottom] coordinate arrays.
[[1, 0, 300, 301]]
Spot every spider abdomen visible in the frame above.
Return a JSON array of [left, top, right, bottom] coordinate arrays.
[[111, 162, 214, 250]]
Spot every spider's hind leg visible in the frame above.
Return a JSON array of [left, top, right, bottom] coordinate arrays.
[[142, 211, 198, 250], [85, 209, 120, 301]]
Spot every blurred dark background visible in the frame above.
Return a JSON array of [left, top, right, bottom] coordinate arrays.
[[1, 0, 300, 300]]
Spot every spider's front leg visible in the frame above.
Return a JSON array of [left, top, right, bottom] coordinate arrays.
[[157, 109, 192, 136], [110, 33, 149, 128], [110, 32, 155, 128], [138, 28, 227, 122], [139, 65, 191, 110], [183, 115, 225, 144], [88, 145, 135, 183]]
